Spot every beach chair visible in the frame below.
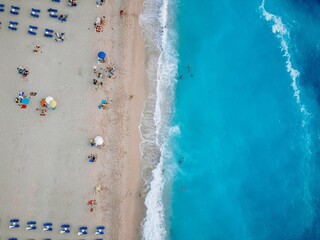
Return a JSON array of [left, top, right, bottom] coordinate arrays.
[[31, 8, 40, 18], [27, 221, 36, 225], [49, 12, 58, 18], [10, 219, 19, 223], [78, 227, 88, 235], [52, 0, 60, 2], [10, 6, 20, 15], [60, 224, 70, 234], [44, 222, 53, 226], [9, 223, 20, 228], [96, 226, 105, 230], [26, 225, 37, 230], [8, 238, 17, 240], [43, 226, 53, 231], [28, 25, 38, 35], [8, 25, 17, 31], [48, 8, 58, 12], [44, 28, 54, 37], [0, 4, 4, 12], [79, 226, 88, 230]]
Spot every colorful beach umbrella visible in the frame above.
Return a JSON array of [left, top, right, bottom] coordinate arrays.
[[49, 100, 57, 108], [94, 136, 104, 146], [45, 96, 54, 104], [98, 51, 106, 59]]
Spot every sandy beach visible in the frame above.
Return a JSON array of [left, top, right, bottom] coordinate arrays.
[[0, 0, 146, 239]]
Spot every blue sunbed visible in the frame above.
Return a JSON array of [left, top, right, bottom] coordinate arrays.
[[0, 9, 4, 12], [26, 226, 36, 230], [44, 227, 53, 231], [11, 5, 19, 10], [49, 13, 58, 18], [0, 4, 4, 7], [8, 26, 17, 30], [96, 226, 105, 230], [61, 229, 70, 233], [10, 219, 19, 222], [61, 224, 70, 228], [48, 8, 58, 12], [32, 8, 40, 12], [10, 10, 19, 15], [79, 226, 88, 230], [27, 221, 36, 225], [79, 231, 88, 235], [31, 12, 39, 17], [9, 21, 18, 25], [9, 224, 20, 228], [52, 0, 60, 2], [29, 25, 38, 29], [44, 28, 54, 37], [9, 238, 17, 240], [28, 29, 36, 35], [21, 98, 30, 105], [44, 222, 52, 226]]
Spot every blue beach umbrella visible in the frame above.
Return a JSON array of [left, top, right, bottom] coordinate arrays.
[[98, 51, 106, 59]]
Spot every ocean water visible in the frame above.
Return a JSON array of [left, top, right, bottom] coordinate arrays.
[[141, 0, 320, 240]]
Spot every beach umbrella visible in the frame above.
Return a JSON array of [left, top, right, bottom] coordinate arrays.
[[45, 96, 54, 104], [94, 136, 104, 146], [98, 51, 106, 59], [49, 100, 57, 108]]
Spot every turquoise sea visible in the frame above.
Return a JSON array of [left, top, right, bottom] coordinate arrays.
[[141, 0, 320, 239]]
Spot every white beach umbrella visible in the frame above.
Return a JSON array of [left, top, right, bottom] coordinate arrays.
[[45, 96, 54, 104], [94, 136, 104, 146]]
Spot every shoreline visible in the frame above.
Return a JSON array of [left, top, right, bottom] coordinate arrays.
[[93, 0, 148, 239]]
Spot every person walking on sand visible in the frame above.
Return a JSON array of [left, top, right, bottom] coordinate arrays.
[[33, 45, 42, 53], [120, 10, 125, 16]]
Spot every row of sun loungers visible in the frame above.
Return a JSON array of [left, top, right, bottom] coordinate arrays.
[[8, 219, 105, 235], [0, 5, 68, 22]]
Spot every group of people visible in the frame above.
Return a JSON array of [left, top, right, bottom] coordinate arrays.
[[68, 0, 77, 7], [96, 0, 105, 7], [94, 16, 105, 32], [17, 66, 29, 77]]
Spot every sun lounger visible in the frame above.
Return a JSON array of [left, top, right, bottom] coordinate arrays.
[[10, 219, 19, 222], [8, 25, 17, 31], [44, 28, 54, 37], [44, 222, 52, 226], [61, 229, 70, 233], [27, 221, 36, 225], [61, 224, 70, 228], [48, 8, 58, 12], [9, 224, 20, 228], [11, 5, 19, 10], [78, 231, 88, 235], [28, 26, 37, 35], [31, 12, 39, 17], [52, 0, 60, 2], [8, 238, 17, 240], [43, 227, 53, 231], [9, 21, 18, 25], [10, 10, 19, 15], [0, 4, 4, 7], [31, 8, 40, 18], [97, 226, 105, 230], [50, 13, 58, 18], [26, 225, 36, 230]]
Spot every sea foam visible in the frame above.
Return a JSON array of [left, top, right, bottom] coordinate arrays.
[[139, 0, 178, 239]]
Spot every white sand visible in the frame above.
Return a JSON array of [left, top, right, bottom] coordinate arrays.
[[0, 0, 146, 239]]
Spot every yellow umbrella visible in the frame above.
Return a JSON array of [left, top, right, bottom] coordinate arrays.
[[49, 100, 57, 109]]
